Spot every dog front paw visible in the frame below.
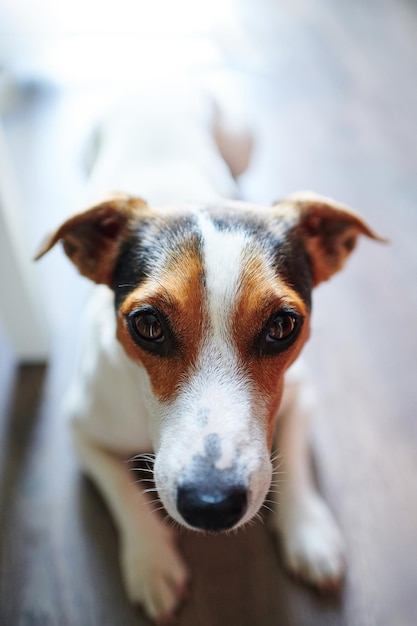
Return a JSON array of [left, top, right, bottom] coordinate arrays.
[[278, 492, 346, 592], [121, 530, 189, 623]]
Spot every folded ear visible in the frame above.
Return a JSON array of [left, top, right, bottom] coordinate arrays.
[[35, 192, 148, 285], [273, 191, 386, 285]]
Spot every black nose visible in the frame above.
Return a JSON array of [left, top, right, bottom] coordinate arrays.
[[177, 484, 248, 531]]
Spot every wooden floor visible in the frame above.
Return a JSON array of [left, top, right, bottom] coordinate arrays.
[[1, 1, 417, 624]]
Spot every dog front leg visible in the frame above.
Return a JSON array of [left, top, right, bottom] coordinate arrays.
[[271, 373, 346, 591], [71, 422, 188, 623]]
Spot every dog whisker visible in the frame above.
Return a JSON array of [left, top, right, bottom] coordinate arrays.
[[270, 454, 285, 473], [146, 497, 162, 505], [147, 500, 165, 514], [150, 505, 166, 515], [268, 481, 283, 489], [261, 503, 274, 514], [269, 476, 283, 484], [132, 479, 152, 487], [249, 511, 264, 527], [164, 515, 183, 532], [128, 452, 156, 464]]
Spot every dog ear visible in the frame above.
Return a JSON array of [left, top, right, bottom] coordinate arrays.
[[273, 191, 386, 285], [35, 192, 148, 286]]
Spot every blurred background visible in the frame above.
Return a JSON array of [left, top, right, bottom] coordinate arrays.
[[0, 1, 416, 625]]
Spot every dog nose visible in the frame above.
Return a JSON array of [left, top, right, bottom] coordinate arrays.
[[177, 483, 247, 531]]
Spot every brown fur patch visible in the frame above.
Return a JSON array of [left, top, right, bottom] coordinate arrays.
[[273, 192, 385, 286], [231, 250, 311, 448], [117, 243, 205, 401], [35, 194, 149, 285]]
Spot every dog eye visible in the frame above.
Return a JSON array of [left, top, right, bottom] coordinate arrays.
[[127, 308, 166, 346], [126, 307, 176, 357], [259, 309, 303, 355], [266, 312, 297, 343], [134, 312, 164, 342]]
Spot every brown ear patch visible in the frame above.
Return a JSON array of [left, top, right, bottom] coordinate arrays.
[[300, 211, 363, 284], [274, 192, 386, 285], [35, 193, 148, 286]]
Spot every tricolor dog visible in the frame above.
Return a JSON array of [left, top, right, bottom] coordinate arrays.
[[36, 95, 382, 623]]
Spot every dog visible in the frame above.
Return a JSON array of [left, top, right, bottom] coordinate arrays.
[[36, 91, 383, 623]]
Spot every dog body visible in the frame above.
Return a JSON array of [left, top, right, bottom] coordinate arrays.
[[37, 93, 381, 623]]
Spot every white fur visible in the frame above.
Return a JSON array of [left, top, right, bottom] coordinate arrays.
[[62, 92, 345, 622], [86, 88, 237, 206], [67, 285, 153, 452], [197, 212, 248, 328], [153, 335, 272, 529]]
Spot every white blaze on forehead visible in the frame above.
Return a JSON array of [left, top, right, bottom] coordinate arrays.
[[197, 213, 248, 335], [189, 213, 255, 469]]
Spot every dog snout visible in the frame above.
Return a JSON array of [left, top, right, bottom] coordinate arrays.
[[175, 432, 248, 531], [177, 482, 247, 531]]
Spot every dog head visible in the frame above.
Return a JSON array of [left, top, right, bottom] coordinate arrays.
[[36, 191, 382, 531]]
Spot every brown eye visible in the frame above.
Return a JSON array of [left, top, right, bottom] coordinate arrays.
[[127, 307, 175, 357], [134, 312, 164, 342], [266, 313, 297, 343], [258, 309, 303, 356]]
